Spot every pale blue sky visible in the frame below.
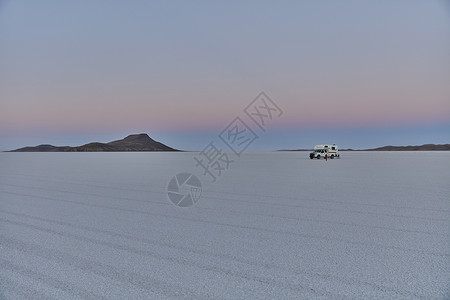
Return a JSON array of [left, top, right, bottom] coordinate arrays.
[[1, 0, 449, 151]]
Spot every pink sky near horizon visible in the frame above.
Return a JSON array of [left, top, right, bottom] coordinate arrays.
[[2, 75, 448, 133]]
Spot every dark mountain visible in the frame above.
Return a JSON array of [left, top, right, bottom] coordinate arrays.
[[277, 149, 313, 151], [9, 134, 179, 152], [9, 144, 72, 152], [279, 144, 450, 152], [104, 133, 177, 151], [364, 144, 450, 151]]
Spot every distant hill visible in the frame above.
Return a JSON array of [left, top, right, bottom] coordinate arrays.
[[278, 149, 313, 152], [9, 133, 179, 152], [364, 144, 450, 151], [279, 144, 450, 151]]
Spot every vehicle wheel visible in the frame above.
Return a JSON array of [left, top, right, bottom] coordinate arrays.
[[330, 155, 334, 159], [309, 153, 314, 159], [316, 155, 320, 159]]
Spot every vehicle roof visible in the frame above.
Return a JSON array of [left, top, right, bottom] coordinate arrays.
[[314, 144, 338, 149]]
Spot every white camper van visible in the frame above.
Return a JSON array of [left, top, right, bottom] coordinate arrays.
[[309, 144, 339, 159]]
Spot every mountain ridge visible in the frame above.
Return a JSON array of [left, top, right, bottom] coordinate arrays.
[[8, 133, 179, 152], [363, 144, 450, 151], [279, 143, 450, 151]]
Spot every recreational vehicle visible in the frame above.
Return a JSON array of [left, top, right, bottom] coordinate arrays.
[[309, 144, 339, 159]]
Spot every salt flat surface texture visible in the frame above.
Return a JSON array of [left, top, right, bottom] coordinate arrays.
[[0, 152, 449, 299]]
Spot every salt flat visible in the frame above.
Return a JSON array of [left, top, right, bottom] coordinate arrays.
[[0, 151, 449, 299]]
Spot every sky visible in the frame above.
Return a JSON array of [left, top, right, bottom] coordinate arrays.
[[1, 0, 449, 151]]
